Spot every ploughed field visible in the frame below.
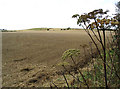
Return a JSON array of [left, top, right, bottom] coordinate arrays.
[[2, 30, 111, 87]]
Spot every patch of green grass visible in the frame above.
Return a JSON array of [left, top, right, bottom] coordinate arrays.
[[27, 28, 49, 31], [63, 48, 120, 87]]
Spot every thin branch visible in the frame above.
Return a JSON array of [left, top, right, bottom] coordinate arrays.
[[62, 65, 83, 83], [90, 29, 100, 42], [62, 72, 70, 89], [103, 29, 108, 89], [94, 19, 105, 50], [70, 56, 89, 89], [51, 81, 59, 89]]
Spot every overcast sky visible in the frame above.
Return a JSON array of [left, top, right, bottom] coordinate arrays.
[[0, 0, 119, 30]]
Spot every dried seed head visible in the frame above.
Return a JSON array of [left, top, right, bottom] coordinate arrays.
[[90, 25, 95, 29], [105, 21, 109, 25], [97, 19, 101, 23]]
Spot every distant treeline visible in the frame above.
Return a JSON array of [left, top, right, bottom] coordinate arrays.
[[0, 29, 16, 32]]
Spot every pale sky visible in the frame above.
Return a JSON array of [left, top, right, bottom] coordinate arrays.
[[0, 0, 119, 30]]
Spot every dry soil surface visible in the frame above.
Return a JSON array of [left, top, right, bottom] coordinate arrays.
[[2, 30, 112, 87]]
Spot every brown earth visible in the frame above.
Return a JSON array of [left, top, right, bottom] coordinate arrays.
[[2, 30, 112, 87]]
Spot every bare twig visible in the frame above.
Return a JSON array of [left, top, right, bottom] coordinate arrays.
[[62, 65, 83, 84], [62, 72, 70, 89], [103, 29, 108, 89], [51, 81, 59, 89], [70, 56, 89, 89]]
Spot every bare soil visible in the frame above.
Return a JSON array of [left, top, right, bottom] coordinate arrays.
[[2, 30, 111, 87]]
